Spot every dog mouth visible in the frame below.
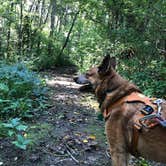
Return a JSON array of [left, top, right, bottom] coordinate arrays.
[[73, 75, 93, 92], [73, 74, 91, 85]]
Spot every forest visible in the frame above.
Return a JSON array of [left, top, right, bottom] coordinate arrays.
[[0, 0, 166, 166]]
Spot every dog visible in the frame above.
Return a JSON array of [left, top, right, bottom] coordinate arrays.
[[74, 55, 166, 166]]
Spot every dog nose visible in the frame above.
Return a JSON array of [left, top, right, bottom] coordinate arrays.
[[73, 76, 78, 82]]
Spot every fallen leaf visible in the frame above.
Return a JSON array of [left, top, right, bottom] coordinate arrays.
[[83, 139, 88, 143], [24, 133, 27, 138], [64, 135, 70, 140], [88, 135, 96, 140], [75, 133, 81, 136]]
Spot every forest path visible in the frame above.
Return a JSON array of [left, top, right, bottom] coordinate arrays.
[[0, 67, 111, 166], [0, 67, 165, 166], [39, 67, 112, 166]]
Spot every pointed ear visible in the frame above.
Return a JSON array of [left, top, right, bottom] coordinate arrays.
[[98, 55, 111, 75], [98, 56, 116, 76], [110, 57, 116, 69]]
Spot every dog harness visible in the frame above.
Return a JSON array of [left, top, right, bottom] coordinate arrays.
[[103, 92, 165, 156]]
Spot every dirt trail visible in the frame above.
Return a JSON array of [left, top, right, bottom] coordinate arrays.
[[39, 67, 112, 166], [0, 67, 111, 166], [0, 67, 165, 166]]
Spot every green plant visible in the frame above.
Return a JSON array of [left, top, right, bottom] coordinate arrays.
[[0, 63, 48, 149], [0, 118, 31, 150], [0, 63, 48, 119], [118, 58, 166, 98], [137, 157, 151, 166]]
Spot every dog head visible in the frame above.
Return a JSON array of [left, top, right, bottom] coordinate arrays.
[[74, 55, 116, 92]]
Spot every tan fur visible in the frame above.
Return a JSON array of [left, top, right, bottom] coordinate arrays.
[[75, 56, 166, 166]]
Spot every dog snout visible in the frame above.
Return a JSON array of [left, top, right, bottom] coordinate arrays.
[[73, 76, 78, 82], [74, 75, 90, 84]]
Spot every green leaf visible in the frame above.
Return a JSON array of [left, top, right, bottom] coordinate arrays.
[[8, 130, 15, 137], [17, 134, 24, 143], [16, 125, 28, 131], [12, 134, 31, 150], [0, 83, 9, 92], [11, 118, 21, 127], [0, 99, 10, 103], [2, 123, 14, 128], [12, 141, 27, 150]]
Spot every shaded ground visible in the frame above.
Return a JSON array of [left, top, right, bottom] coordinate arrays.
[[0, 67, 111, 166], [0, 67, 165, 166]]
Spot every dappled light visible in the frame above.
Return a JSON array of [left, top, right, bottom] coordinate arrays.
[[46, 76, 79, 89], [0, 0, 165, 166]]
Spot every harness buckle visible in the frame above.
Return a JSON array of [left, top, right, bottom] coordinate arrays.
[[139, 113, 160, 128]]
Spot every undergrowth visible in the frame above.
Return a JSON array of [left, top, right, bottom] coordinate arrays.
[[0, 63, 48, 149], [118, 58, 166, 98]]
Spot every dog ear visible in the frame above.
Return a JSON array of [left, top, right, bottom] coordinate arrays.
[[110, 57, 116, 69], [98, 55, 116, 75]]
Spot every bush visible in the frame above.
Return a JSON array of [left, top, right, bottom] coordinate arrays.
[[0, 63, 48, 149], [118, 58, 166, 98]]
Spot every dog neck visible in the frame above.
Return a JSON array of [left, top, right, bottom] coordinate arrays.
[[95, 72, 141, 112]]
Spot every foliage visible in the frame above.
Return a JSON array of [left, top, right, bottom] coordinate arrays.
[[0, 118, 31, 150], [119, 58, 166, 98], [0, 0, 165, 69], [137, 157, 151, 166], [0, 63, 47, 118], [0, 63, 48, 149]]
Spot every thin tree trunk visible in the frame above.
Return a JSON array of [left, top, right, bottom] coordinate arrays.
[[18, 0, 23, 56], [0, 27, 2, 56], [6, 2, 14, 58], [29, 0, 36, 13], [48, 0, 56, 55], [58, 10, 79, 58], [37, 0, 46, 51], [49, 0, 56, 38]]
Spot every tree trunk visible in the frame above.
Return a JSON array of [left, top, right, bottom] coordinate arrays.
[[37, 0, 46, 51], [6, 2, 14, 58], [58, 10, 79, 59], [29, 0, 36, 13], [18, 0, 23, 56], [49, 0, 56, 37], [48, 0, 56, 55]]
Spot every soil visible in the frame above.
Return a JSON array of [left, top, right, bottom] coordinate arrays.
[[0, 67, 165, 166]]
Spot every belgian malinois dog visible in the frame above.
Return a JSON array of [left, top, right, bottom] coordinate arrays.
[[74, 55, 166, 166]]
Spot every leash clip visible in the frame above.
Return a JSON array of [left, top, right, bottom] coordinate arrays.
[[153, 99, 163, 116], [139, 113, 160, 128]]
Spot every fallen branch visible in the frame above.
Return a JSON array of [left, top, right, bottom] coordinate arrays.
[[66, 149, 79, 164], [65, 143, 80, 164]]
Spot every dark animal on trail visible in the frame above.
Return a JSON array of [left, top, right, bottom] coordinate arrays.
[[74, 55, 166, 166]]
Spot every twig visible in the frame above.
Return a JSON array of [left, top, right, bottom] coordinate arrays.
[[64, 143, 79, 164], [42, 148, 68, 157], [54, 158, 72, 164], [65, 142, 77, 155], [66, 149, 80, 164]]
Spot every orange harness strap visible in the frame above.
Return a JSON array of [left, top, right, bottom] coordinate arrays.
[[103, 92, 157, 156], [131, 126, 139, 156], [103, 92, 153, 119]]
